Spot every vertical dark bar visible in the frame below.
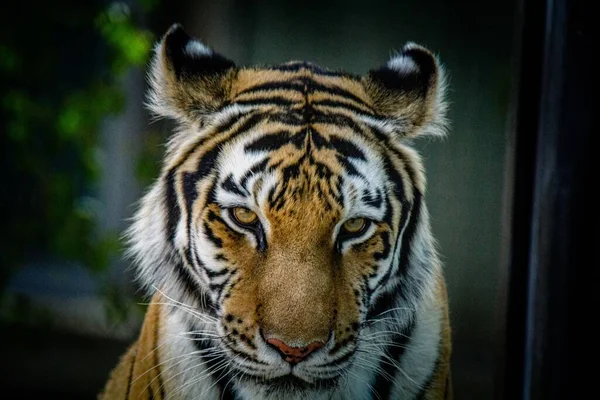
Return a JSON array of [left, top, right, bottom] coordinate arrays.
[[498, 0, 592, 399], [496, 0, 547, 396]]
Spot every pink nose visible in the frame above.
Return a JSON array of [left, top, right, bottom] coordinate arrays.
[[266, 338, 324, 364]]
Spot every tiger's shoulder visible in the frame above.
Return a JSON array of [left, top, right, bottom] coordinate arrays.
[[99, 296, 166, 400]]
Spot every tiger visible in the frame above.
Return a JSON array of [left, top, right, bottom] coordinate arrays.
[[99, 23, 452, 400]]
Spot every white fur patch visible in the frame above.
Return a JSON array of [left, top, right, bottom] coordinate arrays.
[[185, 40, 213, 57], [387, 54, 419, 75], [390, 289, 442, 398]]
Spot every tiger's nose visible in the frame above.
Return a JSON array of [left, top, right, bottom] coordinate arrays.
[[266, 338, 324, 364]]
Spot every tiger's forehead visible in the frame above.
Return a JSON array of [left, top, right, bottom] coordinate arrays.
[[168, 62, 418, 229], [213, 118, 391, 225], [229, 62, 375, 113]]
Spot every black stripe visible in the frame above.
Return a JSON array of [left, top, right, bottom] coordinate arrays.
[[382, 193, 393, 226], [204, 267, 230, 279], [222, 174, 247, 196], [373, 231, 391, 261], [322, 347, 357, 367], [210, 274, 234, 304], [328, 136, 367, 160], [124, 348, 136, 400], [371, 198, 410, 292], [383, 157, 407, 205], [396, 190, 422, 278], [316, 113, 382, 142], [175, 259, 214, 312], [366, 286, 400, 322], [372, 316, 416, 399], [153, 313, 166, 399], [388, 146, 419, 184], [209, 279, 230, 293], [214, 107, 256, 135], [309, 81, 375, 112], [332, 175, 345, 207], [237, 80, 375, 112], [335, 154, 363, 178], [244, 130, 295, 152], [240, 159, 270, 190], [362, 189, 383, 209], [312, 99, 376, 116], [165, 171, 181, 244], [183, 172, 201, 257], [203, 222, 223, 248], [215, 254, 228, 262], [178, 239, 217, 314], [189, 240, 227, 310], [237, 81, 305, 96], [268, 62, 360, 79], [234, 97, 295, 107]]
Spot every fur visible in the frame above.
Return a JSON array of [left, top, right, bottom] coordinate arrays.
[[100, 24, 452, 400]]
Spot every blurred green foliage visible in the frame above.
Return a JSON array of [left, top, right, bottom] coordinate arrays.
[[0, 1, 156, 320]]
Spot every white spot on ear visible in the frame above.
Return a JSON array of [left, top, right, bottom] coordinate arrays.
[[185, 40, 213, 57], [387, 54, 419, 75], [403, 41, 422, 51]]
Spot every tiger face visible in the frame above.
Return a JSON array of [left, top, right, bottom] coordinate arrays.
[[129, 24, 449, 399]]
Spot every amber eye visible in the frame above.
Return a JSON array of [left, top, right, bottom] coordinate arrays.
[[341, 217, 368, 235], [231, 207, 258, 226]]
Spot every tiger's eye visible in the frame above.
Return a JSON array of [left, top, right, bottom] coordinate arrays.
[[342, 218, 367, 234], [232, 207, 258, 225]]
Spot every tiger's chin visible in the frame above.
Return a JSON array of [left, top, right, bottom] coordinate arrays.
[[238, 372, 342, 398]]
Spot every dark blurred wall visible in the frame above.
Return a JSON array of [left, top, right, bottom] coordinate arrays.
[[168, 0, 516, 398]]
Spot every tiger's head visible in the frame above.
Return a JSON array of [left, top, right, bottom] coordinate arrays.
[[129, 24, 447, 397]]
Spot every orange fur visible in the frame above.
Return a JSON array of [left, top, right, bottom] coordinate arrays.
[[101, 24, 452, 400]]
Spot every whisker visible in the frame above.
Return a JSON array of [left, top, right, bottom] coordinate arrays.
[[377, 351, 422, 389], [360, 330, 412, 339], [172, 331, 224, 339], [360, 340, 412, 350], [149, 301, 217, 324], [363, 316, 406, 327], [166, 356, 230, 399], [368, 307, 415, 320], [151, 286, 218, 321], [219, 357, 248, 400], [344, 368, 381, 400], [137, 347, 226, 395], [175, 357, 232, 400]]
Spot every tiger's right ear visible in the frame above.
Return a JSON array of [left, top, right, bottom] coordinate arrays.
[[147, 23, 236, 123], [362, 43, 448, 139]]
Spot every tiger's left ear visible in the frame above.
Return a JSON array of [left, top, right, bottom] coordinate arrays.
[[147, 23, 237, 123], [362, 43, 448, 139]]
